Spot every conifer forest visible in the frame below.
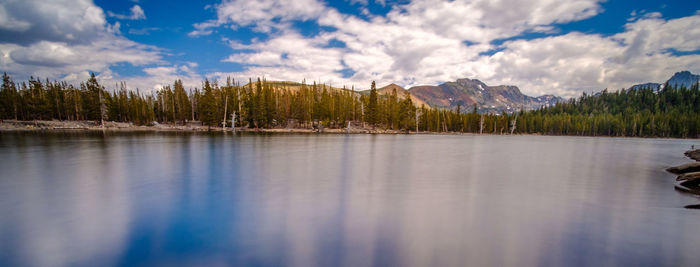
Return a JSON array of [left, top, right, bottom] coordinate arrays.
[[1, 73, 698, 138]]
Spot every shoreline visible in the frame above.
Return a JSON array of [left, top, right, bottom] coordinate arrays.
[[668, 149, 700, 200], [1, 120, 699, 139], [0, 120, 414, 134]]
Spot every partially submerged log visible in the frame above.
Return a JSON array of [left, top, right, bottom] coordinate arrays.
[[675, 178, 700, 195], [666, 162, 700, 174], [676, 171, 700, 182], [671, 149, 700, 198]]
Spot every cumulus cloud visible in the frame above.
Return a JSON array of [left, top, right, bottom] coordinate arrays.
[[481, 33, 623, 96], [0, 36, 161, 80], [190, 0, 700, 98], [189, 0, 326, 36], [615, 14, 700, 53], [107, 5, 146, 20], [385, 0, 602, 42], [467, 14, 700, 97], [0, 0, 107, 45], [0, 0, 184, 93], [4, 0, 700, 98], [210, 32, 348, 86]]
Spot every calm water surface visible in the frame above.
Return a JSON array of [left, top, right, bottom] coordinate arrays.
[[1, 132, 699, 266]]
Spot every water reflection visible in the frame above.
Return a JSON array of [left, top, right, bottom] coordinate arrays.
[[1, 132, 699, 266]]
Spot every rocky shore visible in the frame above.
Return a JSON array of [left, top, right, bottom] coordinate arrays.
[[0, 120, 408, 134], [667, 149, 700, 205], [685, 149, 700, 161]]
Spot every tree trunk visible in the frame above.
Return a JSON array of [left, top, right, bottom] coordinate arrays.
[[99, 89, 106, 127], [479, 114, 484, 134], [232, 111, 236, 132], [222, 97, 228, 131]]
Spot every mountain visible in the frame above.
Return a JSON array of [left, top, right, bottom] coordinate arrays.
[[630, 82, 661, 92], [408, 78, 562, 113], [666, 71, 700, 88], [629, 70, 699, 92], [376, 83, 430, 107]]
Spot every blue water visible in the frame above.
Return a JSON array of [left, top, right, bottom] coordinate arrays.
[[0, 132, 699, 266]]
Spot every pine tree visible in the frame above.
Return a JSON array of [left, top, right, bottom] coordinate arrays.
[[82, 73, 104, 121], [1, 73, 18, 120], [199, 79, 218, 127], [366, 81, 378, 127]]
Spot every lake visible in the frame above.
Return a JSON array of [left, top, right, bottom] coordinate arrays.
[[1, 132, 699, 266]]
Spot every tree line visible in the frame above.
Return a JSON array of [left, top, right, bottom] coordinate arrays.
[[515, 83, 700, 138], [0, 72, 698, 137], [0, 73, 417, 130]]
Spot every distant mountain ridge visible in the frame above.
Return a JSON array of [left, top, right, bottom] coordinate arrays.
[[405, 78, 562, 113], [630, 70, 700, 91], [251, 70, 699, 114]]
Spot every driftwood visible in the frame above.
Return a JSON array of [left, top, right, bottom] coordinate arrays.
[[675, 178, 700, 195], [671, 149, 700, 198], [666, 162, 700, 174], [677, 171, 700, 181]]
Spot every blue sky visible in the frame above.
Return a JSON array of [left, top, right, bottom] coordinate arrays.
[[1, 0, 699, 97]]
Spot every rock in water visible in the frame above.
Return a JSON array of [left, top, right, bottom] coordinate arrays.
[[684, 149, 700, 161], [666, 162, 700, 174]]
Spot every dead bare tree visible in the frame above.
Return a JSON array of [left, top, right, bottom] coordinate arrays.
[[222, 96, 228, 131], [479, 114, 484, 134]]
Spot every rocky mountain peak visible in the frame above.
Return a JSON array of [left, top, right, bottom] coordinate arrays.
[[455, 78, 487, 88], [630, 70, 699, 91], [667, 70, 700, 88], [408, 78, 562, 113]]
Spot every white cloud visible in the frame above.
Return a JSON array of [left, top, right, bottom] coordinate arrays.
[[0, 0, 107, 45], [615, 14, 700, 53], [192, 0, 700, 98], [0, 0, 182, 93], [384, 0, 603, 43], [476, 14, 700, 97], [189, 0, 326, 36], [4, 0, 700, 99], [107, 5, 146, 20], [188, 21, 217, 37], [211, 32, 349, 86], [0, 36, 161, 80], [480, 33, 624, 96]]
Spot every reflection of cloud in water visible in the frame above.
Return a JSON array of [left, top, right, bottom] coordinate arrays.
[[3, 136, 131, 266], [2, 134, 700, 266], [230, 135, 700, 267]]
